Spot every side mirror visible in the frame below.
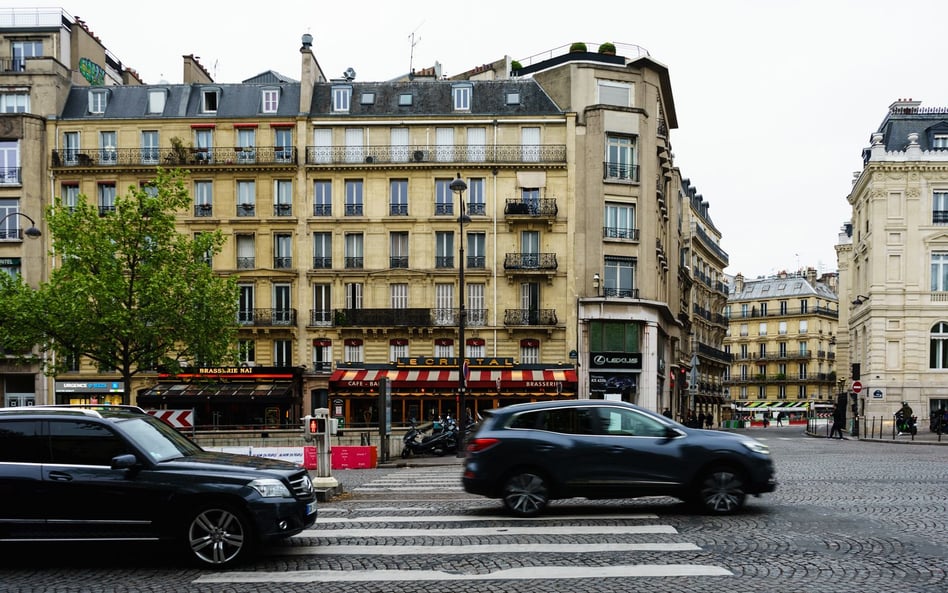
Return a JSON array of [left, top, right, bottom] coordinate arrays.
[[111, 453, 139, 470]]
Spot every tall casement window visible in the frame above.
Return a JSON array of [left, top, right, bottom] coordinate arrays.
[[194, 128, 213, 162], [312, 128, 331, 163], [604, 203, 636, 239], [313, 180, 332, 216], [520, 340, 540, 364], [313, 232, 332, 269], [344, 339, 364, 363], [62, 131, 79, 164], [434, 283, 454, 325], [933, 252, 948, 291], [274, 127, 292, 162], [390, 283, 408, 309], [452, 84, 472, 111], [934, 191, 948, 224], [390, 338, 408, 361], [344, 128, 364, 163], [236, 128, 256, 163], [931, 322, 948, 369], [274, 179, 292, 215], [273, 340, 292, 366], [345, 233, 364, 269], [236, 234, 255, 269], [0, 140, 16, 184], [88, 90, 108, 114], [238, 284, 255, 324], [237, 180, 256, 216], [467, 177, 485, 215], [98, 131, 117, 164], [273, 283, 292, 325], [273, 234, 292, 269], [141, 130, 159, 164], [238, 340, 256, 366], [604, 256, 636, 297], [521, 126, 540, 162], [11, 40, 42, 71], [194, 181, 213, 216], [391, 127, 409, 162], [434, 127, 454, 162], [390, 179, 408, 215], [467, 232, 486, 269], [468, 283, 485, 327], [344, 283, 363, 310], [313, 337, 332, 372], [605, 135, 636, 181], [435, 178, 453, 215], [61, 183, 79, 211], [466, 128, 486, 162], [345, 180, 363, 216], [435, 231, 454, 268], [262, 88, 279, 113], [312, 283, 332, 326], [97, 182, 116, 215], [390, 232, 409, 268]]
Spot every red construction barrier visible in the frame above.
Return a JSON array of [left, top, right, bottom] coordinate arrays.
[[302, 446, 318, 469], [331, 446, 377, 469]]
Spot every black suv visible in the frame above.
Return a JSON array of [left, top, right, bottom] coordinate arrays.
[[462, 400, 776, 517], [0, 405, 316, 567]]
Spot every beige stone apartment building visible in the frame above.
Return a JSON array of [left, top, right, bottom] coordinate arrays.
[[724, 269, 839, 419], [3, 19, 727, 430]]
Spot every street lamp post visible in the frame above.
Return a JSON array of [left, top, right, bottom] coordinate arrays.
[[450, 173, 470, 457], [0, 212, 42, 239]]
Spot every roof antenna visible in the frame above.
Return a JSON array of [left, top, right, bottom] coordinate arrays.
[[408, 21, 423, 80]]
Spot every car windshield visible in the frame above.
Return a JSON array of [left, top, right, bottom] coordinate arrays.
[[117, 416, 203, 462]]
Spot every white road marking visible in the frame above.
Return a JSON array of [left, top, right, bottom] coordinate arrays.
[[274, 542, 701, 555], [303, 525, 677, 537], [317, 513, 659, 523], [196, 564, 732, 583]]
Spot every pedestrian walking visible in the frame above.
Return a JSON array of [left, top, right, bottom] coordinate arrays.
[[775, 411, 784, 426], [704, 413, 713, 430], [829, 404, 845, 439]]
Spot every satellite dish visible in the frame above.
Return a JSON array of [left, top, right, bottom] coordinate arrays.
[[343, 67, 356, 81]]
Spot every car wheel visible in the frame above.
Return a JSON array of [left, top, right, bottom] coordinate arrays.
[[183, 503, 253, 567], [502, 470, 549, 517], [693, 467, 746, 515]]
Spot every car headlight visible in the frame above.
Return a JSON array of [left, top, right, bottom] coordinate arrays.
[[249, 478, 292, 497], [740, 440, 770, 455]]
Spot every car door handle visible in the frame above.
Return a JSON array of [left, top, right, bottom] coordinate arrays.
[[47, 471, 73, 482]]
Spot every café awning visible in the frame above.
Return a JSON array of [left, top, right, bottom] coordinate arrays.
[[330, 368, 578, 394]]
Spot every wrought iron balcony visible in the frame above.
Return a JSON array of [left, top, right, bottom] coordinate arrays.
[[602, 287, 639, 298], [51, 146, 298, 168], [504, 253, 557, 271], [603, 226, 639, 241], [312, 256, 332, 269], [432, 308, 488, 327], [313, 204, 332, 216], [194, 204, 213, 217], [504, 309, 558, 326], [333, 308, 434, 327], [390, 256, 409, 269], [237, 308, 297, 326], [504, 198, 558, 217], [273, 256, 292, 269], [603, 162, 639, 182], [273, 204, 293, 217], [237, 257, 255, 269], [305, 144, 567, 166]]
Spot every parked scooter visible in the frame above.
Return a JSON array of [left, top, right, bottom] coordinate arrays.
[[402, 416, 458, 457], [895, 410, 918, 435]]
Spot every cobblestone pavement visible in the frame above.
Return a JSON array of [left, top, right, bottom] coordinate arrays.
[[2, 427, 946, 593]]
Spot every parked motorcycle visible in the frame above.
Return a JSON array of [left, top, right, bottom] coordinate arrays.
[[895, 411, 918, 435], [402, 416, 458, 457]]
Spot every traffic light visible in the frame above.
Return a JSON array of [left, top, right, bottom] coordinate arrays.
[[851, 363, 861, 381], [302, 415, 327, 442]]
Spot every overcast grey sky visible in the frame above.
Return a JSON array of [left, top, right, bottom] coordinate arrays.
[[15, 0, 948, 277]]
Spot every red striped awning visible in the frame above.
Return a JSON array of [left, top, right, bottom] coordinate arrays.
[[329, 369, 386, 390], [388, 369, 455, 388], [329, 368, 578, 394]]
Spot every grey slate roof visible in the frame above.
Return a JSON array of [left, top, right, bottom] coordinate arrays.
[[731, 275, 837, 302], [57, 79, 562, 121], [311, 80, 562, 117], [873, 106, 948, 152]]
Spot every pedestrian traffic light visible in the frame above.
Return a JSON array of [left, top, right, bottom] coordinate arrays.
[[302, 415, 327, 442], [851, 363, 861, 381]]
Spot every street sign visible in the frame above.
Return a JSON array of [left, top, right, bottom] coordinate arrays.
[[852, 381, 863, 394]]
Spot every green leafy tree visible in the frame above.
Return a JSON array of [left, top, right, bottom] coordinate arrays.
[[0, 169, 238, 401]]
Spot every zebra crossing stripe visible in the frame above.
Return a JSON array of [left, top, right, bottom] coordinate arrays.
[[196, 564, 732, 583], [317, 513, 659, 523], [273, 542, 701, 556], [303, 525, 676, 537]]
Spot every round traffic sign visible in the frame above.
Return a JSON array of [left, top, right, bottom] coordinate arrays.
[[852, 381, 863, 393]]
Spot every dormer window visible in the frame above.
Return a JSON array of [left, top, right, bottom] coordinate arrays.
[[934, 134, 948, 149], [506, 91, 521, 105], [398, 93, 413, 106], [332, 86, 351, 113], [202, 89, 219, 113], [452, 84, 472, 111], [88, 90, 108, 114], [360, 92, 376, 105], [147, 89, 167, 114], [262, 88, 279, 113]]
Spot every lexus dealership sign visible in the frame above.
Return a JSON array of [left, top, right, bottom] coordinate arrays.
[[589, 352, 642, 370]]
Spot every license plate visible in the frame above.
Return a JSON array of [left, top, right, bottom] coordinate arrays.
[[306, 502, 317, 516]]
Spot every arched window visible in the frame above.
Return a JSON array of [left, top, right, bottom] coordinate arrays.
[[930, 322, 948, 368]]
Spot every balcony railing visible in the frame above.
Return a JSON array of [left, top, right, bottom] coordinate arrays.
[[313, 204, 332, 216], [305, 144, 567, 165], [603, 162, 639, 182], [51, 146, 297, 167], [504, 253, 558, 271], [237, 308, 297, 326], [273, 204, 293, 216], [0, 167, 22, 184], [334, 308, 434, 327], [344, 257, 364, 269], [312, 257, 332, 269], [432, 308, 488, 327], [390, 256, 409, 269], [504, 198, 558, 217], [603, 227, 639, 240], [237, 257, 255, 269], [602, 287, 639, 298], [273, 256, 293, 269], [390, 203, 408, 216], [194, 204, 213, 217], [504, 309, 558, 326]]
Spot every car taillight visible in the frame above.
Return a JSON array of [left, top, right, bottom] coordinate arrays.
[[466, 437, 500, 453]]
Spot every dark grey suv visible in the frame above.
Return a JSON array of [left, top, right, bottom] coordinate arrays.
[[0, 405, 316, 567], [462, 400, 776, 516]]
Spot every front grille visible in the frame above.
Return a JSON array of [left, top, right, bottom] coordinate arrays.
[[289, 471, 314, 497]]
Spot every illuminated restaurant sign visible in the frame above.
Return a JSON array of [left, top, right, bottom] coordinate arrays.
[[397, 357, 514, 368]]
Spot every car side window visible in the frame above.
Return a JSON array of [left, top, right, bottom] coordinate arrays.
[[599, 408, 668, 438], [509, 408, 596, 434], [48, 420, 131, 466], [0, 420, 47, 463]]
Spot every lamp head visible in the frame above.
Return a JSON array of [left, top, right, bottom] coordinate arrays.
[[449, 172, 467, 193]]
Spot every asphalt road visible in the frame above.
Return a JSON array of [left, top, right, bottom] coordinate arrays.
[[2, 427, 947, 593]]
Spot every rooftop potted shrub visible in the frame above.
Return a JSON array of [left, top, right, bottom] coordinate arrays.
[[569, 42, 587, 53], [598, 42, 616, 55]]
